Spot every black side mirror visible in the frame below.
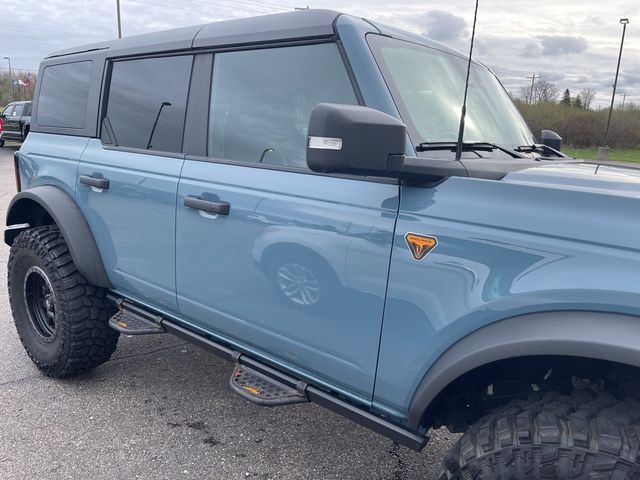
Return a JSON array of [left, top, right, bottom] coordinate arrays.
[[306, 103, 406, 177], [540, 130, 562, 151]]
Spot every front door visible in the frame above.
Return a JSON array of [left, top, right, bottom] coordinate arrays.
[[175, 42, 399, 402], [76, 54, 193, 312], [3, 104, 21, 139]]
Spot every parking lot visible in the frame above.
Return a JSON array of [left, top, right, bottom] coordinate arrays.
[[0, 144, 457, 479]]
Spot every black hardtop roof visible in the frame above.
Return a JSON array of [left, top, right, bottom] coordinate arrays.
[[47, 9, 342, 59]]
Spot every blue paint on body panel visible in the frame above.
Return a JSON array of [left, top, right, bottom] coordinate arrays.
[[75, 139, 184, 312], [374, 165, 640, 420], [176, 160, 398, 401]]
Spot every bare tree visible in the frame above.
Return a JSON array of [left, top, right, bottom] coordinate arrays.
[[519, 85, 533, 104], [580, 88, 596, 110], [533, 81, 559, 103]]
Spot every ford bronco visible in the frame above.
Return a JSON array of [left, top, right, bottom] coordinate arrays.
[[6, 9, 640, 479]]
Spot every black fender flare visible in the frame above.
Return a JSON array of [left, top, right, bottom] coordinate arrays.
[[5, 185, 112, 288], [406, 311, 640, 430]]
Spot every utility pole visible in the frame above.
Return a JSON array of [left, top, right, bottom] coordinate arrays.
[[599, 18, 629, 161], [4, 57, 15, 101], [622, 93, 627, 111], [526, 74, 539, 104], [116, 0, 122, 39]]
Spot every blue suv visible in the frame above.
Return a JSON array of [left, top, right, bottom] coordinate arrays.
[[6, 10, 640, 479]]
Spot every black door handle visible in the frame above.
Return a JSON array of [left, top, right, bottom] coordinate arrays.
[[184, 195, 230, 215], [79, 175, 110, 190]]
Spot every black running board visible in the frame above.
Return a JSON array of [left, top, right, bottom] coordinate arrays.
[[108, 299, 165, 335], [106, 296, 428, 451]]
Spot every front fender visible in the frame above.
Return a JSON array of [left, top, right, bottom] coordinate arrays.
[[406, 311, 640, 430], [6, 185, 112, 288]]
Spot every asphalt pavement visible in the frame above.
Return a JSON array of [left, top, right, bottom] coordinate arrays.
[[0, 143, 458, 480]]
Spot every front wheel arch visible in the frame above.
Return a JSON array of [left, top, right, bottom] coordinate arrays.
[[408, 311, 640, 431]]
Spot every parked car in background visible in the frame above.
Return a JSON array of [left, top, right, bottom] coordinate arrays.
[[0, 101, 32, 146]]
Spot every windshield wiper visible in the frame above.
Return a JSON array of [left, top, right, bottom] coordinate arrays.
[[416, 141, 526, 159], [515, 144, 567, 158]]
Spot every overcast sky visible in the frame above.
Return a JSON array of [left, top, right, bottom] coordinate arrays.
[[3, 0, 639, 106]]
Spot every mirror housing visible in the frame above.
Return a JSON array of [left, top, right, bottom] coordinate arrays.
[[540, 130, 562, 151], [306, 103, 407, 176]]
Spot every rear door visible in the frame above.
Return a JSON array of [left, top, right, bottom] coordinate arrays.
[[175, 43, 399, 402], [76, 55, 193, 312]]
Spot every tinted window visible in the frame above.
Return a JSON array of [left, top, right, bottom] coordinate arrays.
[[2, 105, 14, 117], [37, 61, 92, 128], [13, 104, 24, 116], [102, 55, 192, 153], [208, 43, 358, 168]]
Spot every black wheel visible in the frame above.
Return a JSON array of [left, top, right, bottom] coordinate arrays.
[[440, 390, 640, 479], [8, 225, 119, 378], [0, 138, 5, 148]]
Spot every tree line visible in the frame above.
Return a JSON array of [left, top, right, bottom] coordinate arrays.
[[514, 82, 639, 149]]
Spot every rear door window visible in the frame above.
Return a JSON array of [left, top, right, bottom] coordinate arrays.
[[207, 43, 358, 168], [101, 55, 193, 153], [37, 61, 92, 128]]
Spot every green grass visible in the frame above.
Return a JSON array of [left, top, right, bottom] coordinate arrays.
[[565, 147, 640, 163]]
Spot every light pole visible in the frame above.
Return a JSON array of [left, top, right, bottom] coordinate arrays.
[[116, 0, 122, 38], [598, 18, 629, 161], [3, 56, 15, 102]]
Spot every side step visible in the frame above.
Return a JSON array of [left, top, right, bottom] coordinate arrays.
[[230, 360, 307, 406], [106, 296, 428, 451], [108, 299, 165, 335]]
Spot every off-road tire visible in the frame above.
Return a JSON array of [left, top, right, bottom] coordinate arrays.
[[8, 225, 119, 378], [440, 390, 640, 479]]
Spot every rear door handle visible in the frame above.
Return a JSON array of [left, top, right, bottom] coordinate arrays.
[[79, 175, 110, 190], [184, 195, 230, 216]]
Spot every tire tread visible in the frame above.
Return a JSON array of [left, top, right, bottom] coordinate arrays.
[[439, 390, 640, 479], [8, 225, 118, 378]]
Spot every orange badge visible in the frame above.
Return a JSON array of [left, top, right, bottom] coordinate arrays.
[[404, 233, 438, 261]]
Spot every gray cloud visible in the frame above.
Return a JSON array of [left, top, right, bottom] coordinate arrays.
[[622, 71, 640, 86], [538, 71, 566, 82], [539, 36, 589, 56], [418, 10, 467, 43], [2, 0, 638, 108], [522, 42, 542, 57]]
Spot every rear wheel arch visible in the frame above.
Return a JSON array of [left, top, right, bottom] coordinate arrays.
[[407, 310, 640, 431], [5, 186, 112, 288]]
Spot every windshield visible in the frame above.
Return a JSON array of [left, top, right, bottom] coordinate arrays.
[[368, 35, 535, 153]]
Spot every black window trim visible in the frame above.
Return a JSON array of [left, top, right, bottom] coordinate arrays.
[[98, 53, 194, 158], [95, 36, 396, 184], [202, 39, 363, 157], [186, 39, 383, 178], [97, 37, 364, 159], [35, 59, 94, 130]]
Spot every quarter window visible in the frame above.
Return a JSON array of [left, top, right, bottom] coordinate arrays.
[[37, 61, 92, 128], [102, 55, 193, 153], [208, 43, 358, 168]]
